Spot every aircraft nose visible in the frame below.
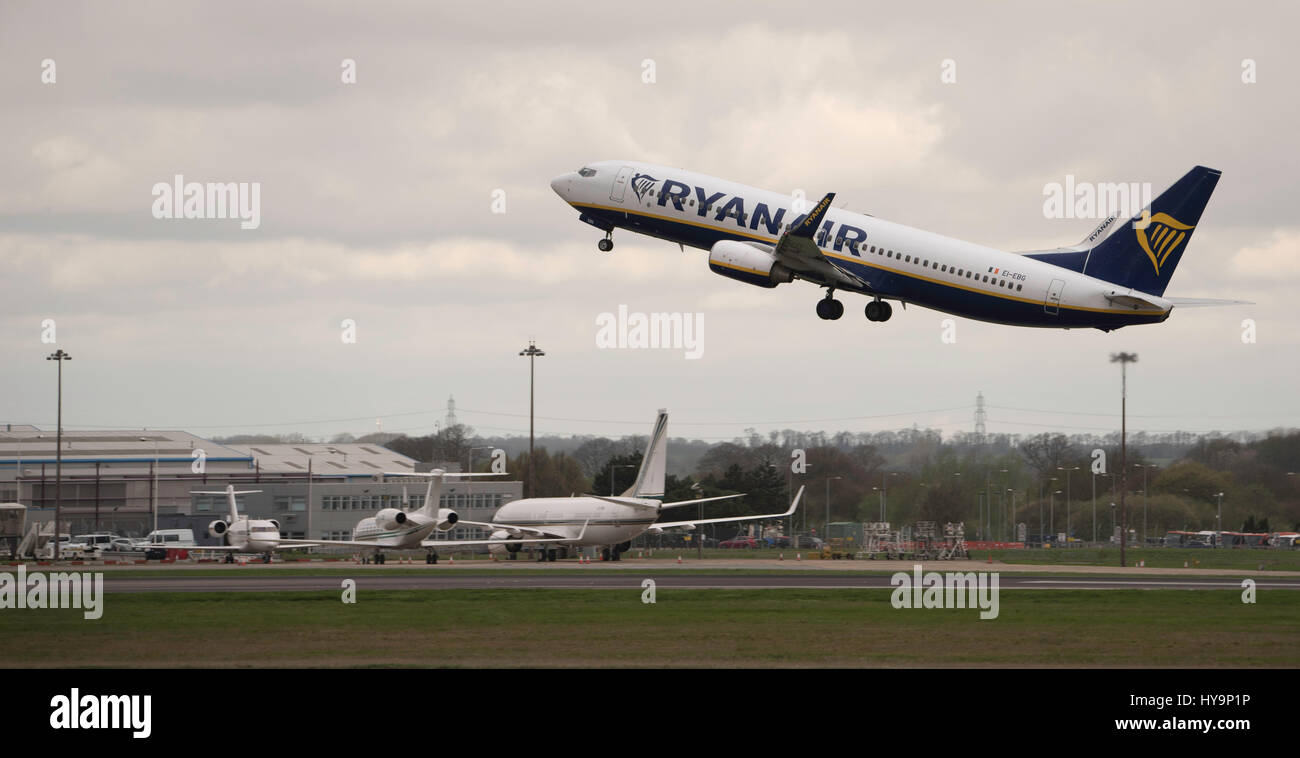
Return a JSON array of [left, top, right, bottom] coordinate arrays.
[[550, 173, 574, 199]]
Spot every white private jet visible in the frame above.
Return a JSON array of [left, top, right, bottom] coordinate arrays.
[[192, 485, 319, 563], [551, 161, 1247, 330], [452, 409, 804, 562], [299, 470, 577, 564]]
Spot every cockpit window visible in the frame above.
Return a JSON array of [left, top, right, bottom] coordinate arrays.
[[578, 167, 597, 177]]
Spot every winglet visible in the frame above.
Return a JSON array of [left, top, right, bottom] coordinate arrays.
[[790, 193, 835, 239], [785, 485, 805, 516]]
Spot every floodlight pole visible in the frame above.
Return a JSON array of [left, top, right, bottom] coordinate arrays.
[[518, 341, 545, 499], [47, 349, 71, 559], [1111, 352, 1138, 567]]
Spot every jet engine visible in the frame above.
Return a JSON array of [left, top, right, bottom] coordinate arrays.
[[207, 520, 228, 538], [435, 508, 459, 531], [708, 240, 794, 289], [375, 508, 409, 530], [487, 530, 523, 557]]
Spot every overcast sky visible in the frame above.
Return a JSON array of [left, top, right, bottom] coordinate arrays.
[[2, 0, 1297, 443]]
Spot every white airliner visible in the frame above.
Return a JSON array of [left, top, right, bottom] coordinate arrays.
[[453, 409, 804, 562], [550, 162, 1245, 330], [193, 485, 318, 563]]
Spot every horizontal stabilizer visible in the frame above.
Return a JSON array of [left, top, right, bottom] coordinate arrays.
[[1167, 297, 1254, 307]]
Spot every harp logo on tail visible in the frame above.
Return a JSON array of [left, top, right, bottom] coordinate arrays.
[[1135, 212, 1195, 275], [630, 173, 657, 202]]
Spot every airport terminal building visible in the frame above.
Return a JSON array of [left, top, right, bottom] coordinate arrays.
[[0, 427, 520, 544]]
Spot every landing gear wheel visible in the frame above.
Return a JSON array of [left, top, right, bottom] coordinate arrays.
[[879, 301, 892, 321], [601, 547, 611, 562], [865, 300, 882, 321], [816, 296, 844, 320], [597, 236, 613, 252]]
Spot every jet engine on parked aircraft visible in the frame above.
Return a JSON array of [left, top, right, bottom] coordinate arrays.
[[707, 240, 794, 288], [487, 530, 523, 556], [207, 520, 227, 537], [436, 509, 459, 531], [375, 508, 409, 530]]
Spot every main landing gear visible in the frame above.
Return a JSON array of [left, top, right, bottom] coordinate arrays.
[[815, 291, 844, 320], [536, 548, 558, 562], [865, 299, 893, 322], [425, 550, 439, 565], [365, 552, 387, 565], [597, 231, 614, 252]]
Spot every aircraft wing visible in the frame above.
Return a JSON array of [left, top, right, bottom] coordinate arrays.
[[652, 486, 803, 531], [454, 520, 559, 539], [768, 192, 870, 291], [422, 521, 589, 548]]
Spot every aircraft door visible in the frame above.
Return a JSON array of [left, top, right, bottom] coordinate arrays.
[[1044, 279, 1065, 315], [609, 165, 633, 203]]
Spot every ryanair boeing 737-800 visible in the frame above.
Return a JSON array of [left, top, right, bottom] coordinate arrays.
[[550, 162, 1244, 330]]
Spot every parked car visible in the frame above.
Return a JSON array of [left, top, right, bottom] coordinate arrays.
[[719, 536, 761, 549], [794, 535, 824, 550]]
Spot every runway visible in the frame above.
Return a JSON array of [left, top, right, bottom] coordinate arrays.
[[101, 573, 1300, 593]]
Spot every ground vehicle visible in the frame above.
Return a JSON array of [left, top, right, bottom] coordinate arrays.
[[136, 528, 197, 547], [719, 536, 761, 549], [73, 533, 120, 553], [794, 534, 824, 550]]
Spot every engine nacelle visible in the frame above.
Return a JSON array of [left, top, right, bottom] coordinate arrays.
[[708, 241, 794, 289], [487, 530, 523, 556], [208, 520, 227, 538], [435, 508, 459, 531], [375, 508, 409, 530]]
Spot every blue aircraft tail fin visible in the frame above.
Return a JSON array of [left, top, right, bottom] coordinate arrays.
[[1079, 166, 1221, 296]]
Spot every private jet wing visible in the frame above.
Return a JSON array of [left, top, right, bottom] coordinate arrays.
[[767, 192, 871, 290], [652, 486, 803, 531]]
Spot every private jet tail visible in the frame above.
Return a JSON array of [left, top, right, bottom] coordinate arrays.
[[382, 469, 504, 518], [191, 484, 262, 523], [621, 409, 668, 498]]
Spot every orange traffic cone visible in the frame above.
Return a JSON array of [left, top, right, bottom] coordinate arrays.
[[1184, 560, 1189, 568], [449, 555, 455, 564], [797, 553, 802, 561], [779, 552, 784, 561], [677, 555, 682, 564]]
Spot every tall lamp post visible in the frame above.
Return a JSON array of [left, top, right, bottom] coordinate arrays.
[[825, 476, 842, 539], [1137, 463, 1157, 547], [1215, 491, 1225, 547], [518, 341, 545, 499], [610, 464, 636, 496], [139, 436, 159, 536], [47, 349, 71, 559], [1057, 465, 1079, 542], [1111, 351, 1138, 566], [1050, 490, 1062, 541]]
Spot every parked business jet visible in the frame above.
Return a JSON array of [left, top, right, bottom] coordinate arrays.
[[193, 485, 319, 563], [550, 162, 1245, 330], [301, 471, 574, 564], [455, 409, 804, 562]]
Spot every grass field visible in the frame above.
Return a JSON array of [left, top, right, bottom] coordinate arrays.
[[3, 588, 1296, 667]]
